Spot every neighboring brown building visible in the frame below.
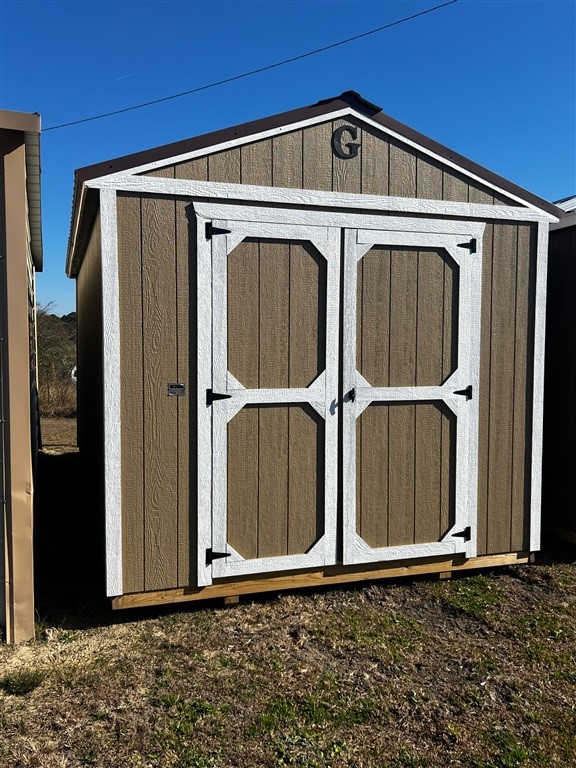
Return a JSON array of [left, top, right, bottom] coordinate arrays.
[[543, 195, 576, 543], [0, 110, 42, 642], [67, 91, 562, 610]]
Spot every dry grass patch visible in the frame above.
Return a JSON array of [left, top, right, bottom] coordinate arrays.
[[3, 543, 575, 766]]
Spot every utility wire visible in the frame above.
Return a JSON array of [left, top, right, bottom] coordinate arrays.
[[44, 0, 458, 132]]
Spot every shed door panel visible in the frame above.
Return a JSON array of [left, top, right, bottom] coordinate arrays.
[[197, 221, 339, 586], [343, 227, 482, 564]]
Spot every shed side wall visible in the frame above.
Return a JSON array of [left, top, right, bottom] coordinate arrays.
[[77, 211, 105, 580], [543, 225, 576, 537], [0, 130, 35, 643]]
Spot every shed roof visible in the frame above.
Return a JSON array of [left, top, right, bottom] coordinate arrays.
[[67, 91, 564, 275], [0, 110, 43, 271]]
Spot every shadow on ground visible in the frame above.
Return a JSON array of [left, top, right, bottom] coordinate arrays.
[[33, 449, 112, 628]]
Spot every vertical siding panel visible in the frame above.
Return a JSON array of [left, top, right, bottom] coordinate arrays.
[[228, 241, 259, 389], [175, 156, 208, 180], [389, 250, 417, 387], [146, 166, 175, 178], [142, 196, 178, 590], [208, 148, 241, 183], [358, 406, 389, 548], [388, 404, 416, 545], [289, 243, 325, 389], [388, 248, 417, 544], [259, 241, 289, 388], [416, 156, 443, 200], [442, 170, 468, 202], [361, 128, 389, 196], [511, 224, 532, 551], [117, 196, 144, 593], [302, 122, 333, 191], [487, 223, 518, 554], [175, 199, 190, 586], [332, 118, 361, 193], [468, 183, 494, 205], [227, 408, 259, 560], [415, 250, 445, 542], [258, 407, 289, 556], [476, 223, 494, 555], [241, 140, 273, 186], [359, 247, 391, 386], [272, 131, 303, 188], [388, 141, 416, 198], [288, 406, 321, 555]]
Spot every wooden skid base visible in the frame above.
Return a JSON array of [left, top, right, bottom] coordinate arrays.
[[111, 551, 531, 610]]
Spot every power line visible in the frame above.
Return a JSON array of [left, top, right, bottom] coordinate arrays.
[[44, 0, 458, 132]]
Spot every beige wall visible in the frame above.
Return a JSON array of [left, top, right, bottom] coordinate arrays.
[[0, 125, 37, 643]]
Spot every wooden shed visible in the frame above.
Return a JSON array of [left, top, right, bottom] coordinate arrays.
[[0, 109, 42, 642], [543, 195, 575, 543], [66, 91, 562, 610]]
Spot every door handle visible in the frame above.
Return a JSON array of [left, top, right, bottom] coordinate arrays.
[[348, 388, 356, 403]]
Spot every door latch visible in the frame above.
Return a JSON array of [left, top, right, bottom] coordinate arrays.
[[348, 388, 356, 403], [453, 385, 473, 400]]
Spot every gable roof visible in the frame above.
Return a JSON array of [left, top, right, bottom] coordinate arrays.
[[68, 91, 563, 274]]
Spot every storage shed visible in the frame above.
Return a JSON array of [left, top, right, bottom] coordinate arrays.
[[0, 109, 42, 641], [67, 91, 562, 610], [543, 195, 575, 543]]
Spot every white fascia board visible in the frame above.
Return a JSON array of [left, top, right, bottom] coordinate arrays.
[[87, 176, 558, 224], [85, 106, 552, 218]]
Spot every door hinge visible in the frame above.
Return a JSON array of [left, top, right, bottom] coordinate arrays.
[[206, 548, 231, 565], [458, 238, 477, 254], [348, 388, 356, 403], [205, 222, 232, 240], [453, 385, 473, 400], [453, 526, 471, 542], [206, 388, 233, 406]]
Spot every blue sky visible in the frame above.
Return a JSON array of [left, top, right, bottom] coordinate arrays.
[[1, 0, 574, 315]]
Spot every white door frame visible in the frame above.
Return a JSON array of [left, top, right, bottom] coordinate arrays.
[[195, 202, 484, 586], [342, 221, 485, 564], [196, 211, 340, 586]]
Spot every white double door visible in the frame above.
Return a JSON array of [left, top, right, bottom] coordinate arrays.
[[196, 204, 483, 586]]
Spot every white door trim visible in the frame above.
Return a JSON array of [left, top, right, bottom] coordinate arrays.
[[196, 211, 340, 585], [342, 221, 483, 565]]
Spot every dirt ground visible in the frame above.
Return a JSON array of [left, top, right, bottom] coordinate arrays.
[[0, 418, 573, 767]]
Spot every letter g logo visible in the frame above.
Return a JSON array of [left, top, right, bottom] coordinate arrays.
[[332, 125, 360, 159]]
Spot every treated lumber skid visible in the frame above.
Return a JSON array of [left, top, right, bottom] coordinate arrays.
[[112, 551, 531, 610]]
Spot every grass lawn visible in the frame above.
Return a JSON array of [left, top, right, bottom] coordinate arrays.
[[1, 419, 574, 767]]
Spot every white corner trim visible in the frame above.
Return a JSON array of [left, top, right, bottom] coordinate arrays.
[[100, 187, 123, 597], [88, 175, 557, 223], [87, 106, 551, 216], [530, 222, 549, 552]]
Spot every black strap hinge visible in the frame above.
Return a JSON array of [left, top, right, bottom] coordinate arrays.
[[206, 548, 231, 565], [458, 238, 477, 254], [453, 526, 471, 542], [206, 389, 232, 406], [454, 385, 473, 400], [205, 222, 232, 240]]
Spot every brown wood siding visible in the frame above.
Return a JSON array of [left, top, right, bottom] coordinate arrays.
[[228, 404, 323, 558], [165, 118, 518, 205], [543, 224, 576, 536], [357, 247, 455, 388], [117, 192, 191, 593], [227, 239, 326, 389], [477, 222, 537, 555], [356, 403, 454, 548]]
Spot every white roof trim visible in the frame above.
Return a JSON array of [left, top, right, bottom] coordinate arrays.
[[96, 106, 543, 215]]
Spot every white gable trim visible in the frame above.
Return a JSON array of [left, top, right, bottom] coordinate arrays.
[[94, 107, 547, 216], [87, 175, 558, 223]]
